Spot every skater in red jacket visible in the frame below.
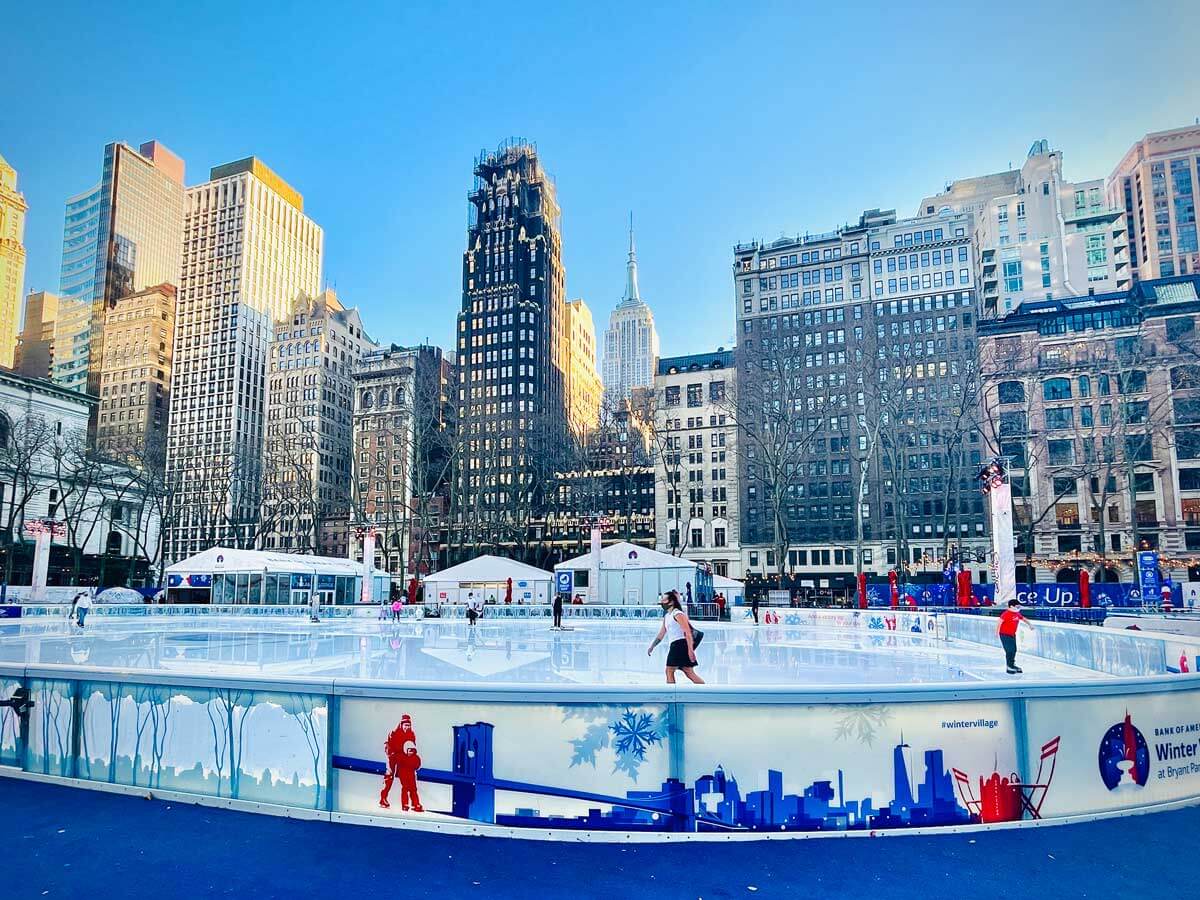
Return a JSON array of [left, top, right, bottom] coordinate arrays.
[[380, 714, 418, 809]]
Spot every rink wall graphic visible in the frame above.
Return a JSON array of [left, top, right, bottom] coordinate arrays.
[[2, 611, 1200, 840]]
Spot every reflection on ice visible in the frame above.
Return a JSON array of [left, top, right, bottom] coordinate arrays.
[[0, 617, 1095, 686]]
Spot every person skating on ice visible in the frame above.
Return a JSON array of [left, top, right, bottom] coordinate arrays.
[[466, 591, 484, 627], [647, 590, 705, 685], [997, 599, 1033, 674]]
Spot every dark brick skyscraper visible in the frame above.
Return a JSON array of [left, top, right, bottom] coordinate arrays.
[[451, 141, 569, 561]]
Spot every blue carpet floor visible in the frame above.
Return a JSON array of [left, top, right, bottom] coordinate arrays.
[[2, 778, 1193, 899]]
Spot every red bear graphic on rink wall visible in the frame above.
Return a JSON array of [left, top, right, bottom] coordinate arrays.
[[380, 714, 423, 812]]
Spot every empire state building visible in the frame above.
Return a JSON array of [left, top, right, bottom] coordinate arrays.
[[602, 221, 659, 404]]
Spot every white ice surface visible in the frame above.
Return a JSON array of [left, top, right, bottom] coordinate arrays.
[[0, 616, 1098, 686]]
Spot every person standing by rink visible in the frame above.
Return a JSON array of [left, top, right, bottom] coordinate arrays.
[[71, 589, 92, 628], [647, 590, 705, 685], [998, 599, 1033, 674], [391, 597, 403, 623], [552, 591, 565, 629], [466, 591, 484, 627], [750, 593, 760, 625]]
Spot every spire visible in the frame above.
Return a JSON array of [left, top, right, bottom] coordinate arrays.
[[623, 211, 641, 304]]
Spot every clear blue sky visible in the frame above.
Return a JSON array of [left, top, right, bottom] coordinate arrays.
[[3, 1, 1199, 358]]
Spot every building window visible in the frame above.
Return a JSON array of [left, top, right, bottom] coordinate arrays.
[[1042, 378, 1072, 401], [1047, 440, 1075, 466], [997, 381, 1025, 404]]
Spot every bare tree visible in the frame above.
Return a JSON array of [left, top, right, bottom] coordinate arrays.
[[978, 321, 1174, 581], [725, 337, 828, 581], [104, 440, 171, 587], [635, 385, 694, 556], [261, 429, 321, 553], [0, 413, 54, 582], [48, 430, 114, 583]]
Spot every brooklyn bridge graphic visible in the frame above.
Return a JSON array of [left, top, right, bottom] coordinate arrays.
[[333, 718, 987, 832]]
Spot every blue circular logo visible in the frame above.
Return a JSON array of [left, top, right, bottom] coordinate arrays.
[[1098, 714, 1150, 791]]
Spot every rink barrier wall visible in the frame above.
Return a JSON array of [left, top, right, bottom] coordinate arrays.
[[2, 610, 1200, 840], [943, 613, 1200, 677], [6, 603, 666, 621]]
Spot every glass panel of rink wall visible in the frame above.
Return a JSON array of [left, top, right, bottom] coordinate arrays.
[[5, 671, 329, 810], [12, 604, 665, 621], [942, 613, 1200, 676]]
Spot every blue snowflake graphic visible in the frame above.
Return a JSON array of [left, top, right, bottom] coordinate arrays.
[[610, 711, 665, 778], [564, 706, 667, 781]]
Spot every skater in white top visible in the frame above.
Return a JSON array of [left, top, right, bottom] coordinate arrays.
[[647, 590, 705, 685]]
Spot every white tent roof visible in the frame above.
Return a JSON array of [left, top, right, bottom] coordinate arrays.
[[422, 555, 553, 585], [167, 546, 385, 577], [554, 541, 699, 571], [714, 574, 744, 589]]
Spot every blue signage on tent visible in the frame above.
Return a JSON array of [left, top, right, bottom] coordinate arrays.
[[291, 574, 313, 590], [317, 574, 336, 590], [1137, 551, 1160, 597], [555, 571, 573, 595]]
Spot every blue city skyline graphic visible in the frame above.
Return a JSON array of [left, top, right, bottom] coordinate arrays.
[[334, 719, 974, 832]]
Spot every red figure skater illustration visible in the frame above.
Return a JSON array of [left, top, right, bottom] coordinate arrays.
[[380, 714, 423, 811]]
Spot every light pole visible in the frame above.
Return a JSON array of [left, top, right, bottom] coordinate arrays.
[[979, 457, 1016, 605]]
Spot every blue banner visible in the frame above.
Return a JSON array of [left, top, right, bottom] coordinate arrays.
[[868, 581, 1151, 608], [1137, 551, 1160, 597], [555, 571, 573, 595]]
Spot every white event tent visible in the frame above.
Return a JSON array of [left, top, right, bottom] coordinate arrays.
[[422, 555, 554, 605], [166, 546, 389, 605], [554, 541, 713, 606], [713, 574, 745, 606]]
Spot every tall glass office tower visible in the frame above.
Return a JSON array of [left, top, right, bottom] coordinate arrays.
[[54, 140, 184, 393]]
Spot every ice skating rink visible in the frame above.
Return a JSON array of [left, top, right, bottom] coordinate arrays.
[[0, 614, 1096, 685]]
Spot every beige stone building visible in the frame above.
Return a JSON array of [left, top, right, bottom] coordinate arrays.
[[564, 297, 602, 438], [1108, 123, 1200, 283], [652, 349, 741, 578], [96, 283, 175, 460], [920, 140, 1130, 317], [165, 157, 323, 561], [14, 290, 58, 379], [0, 153, 28, 369], [978, 274, 1200, 584], [353, 344, 453, 575], [263, 289, 373, 553]]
